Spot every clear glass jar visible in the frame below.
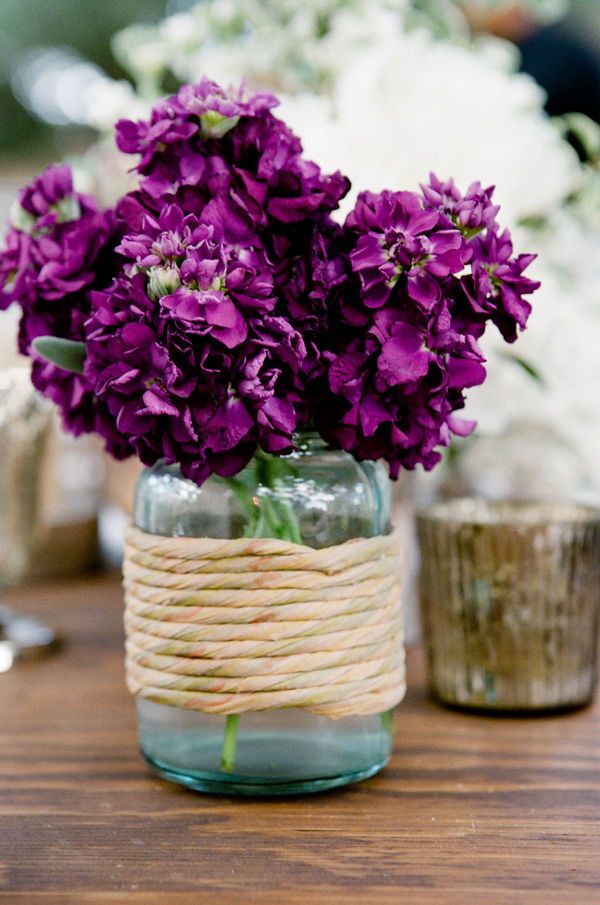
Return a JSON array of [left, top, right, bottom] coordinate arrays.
[[132, 434, 395, 795]]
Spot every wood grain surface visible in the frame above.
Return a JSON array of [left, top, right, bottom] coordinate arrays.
[[1, 575, 599, 904]]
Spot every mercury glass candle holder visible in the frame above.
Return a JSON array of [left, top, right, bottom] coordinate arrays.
[[0, 369, 51, 582], [0, 368, 57, 671], [417, 499, 600, 712]]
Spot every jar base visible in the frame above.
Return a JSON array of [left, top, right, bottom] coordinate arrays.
[[136, 700, 393, 797], [431, 687, 594, 716], [142, 750, 390, 797]]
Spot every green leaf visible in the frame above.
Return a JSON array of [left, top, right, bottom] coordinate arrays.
[[499, 352, 544, 384], [559, 112, 600, 164], [32, 337, 87, 374]]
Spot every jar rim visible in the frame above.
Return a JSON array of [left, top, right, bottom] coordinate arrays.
[[418, 497, 600, 528], [291, 430, 331, 451]]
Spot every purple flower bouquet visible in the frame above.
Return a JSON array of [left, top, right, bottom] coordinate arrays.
[[0, 78, 540, 793], [1, 78, 538, 488]]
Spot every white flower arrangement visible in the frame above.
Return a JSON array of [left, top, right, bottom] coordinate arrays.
[[279, 25, 579, 226]]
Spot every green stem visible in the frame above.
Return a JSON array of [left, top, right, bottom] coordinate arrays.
[[380, 709, 394, 735], [220, 714, 240, 773], [216, 450, 302, 774]]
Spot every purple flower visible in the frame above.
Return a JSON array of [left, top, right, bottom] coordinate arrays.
[[0, 165, 115, 341], [176, 79, 278, 138], [237, 315, 308, 453], [118, 203, 276, 349], [421, 173, 500, 234], [0, 164, 123, 442], [116, 77, 349, 237], [347, 190, 470, 310], [268, 220, 349, 386], [84, 201, 308, 477], [17, 164, 79, 227], [466, 226, 539, 342], [314, 176, 540, 477], [116, 79, 278, 164]]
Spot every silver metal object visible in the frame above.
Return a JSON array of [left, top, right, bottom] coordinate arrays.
[[418, 498, 600, 711], [0, 605, 60, 672]]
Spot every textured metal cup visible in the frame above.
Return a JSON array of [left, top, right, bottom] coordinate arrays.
[[418, 499, 600, 711], [0, 368, 51, 585]]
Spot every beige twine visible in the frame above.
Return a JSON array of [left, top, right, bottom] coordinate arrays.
[[123, 525, 406, 718]]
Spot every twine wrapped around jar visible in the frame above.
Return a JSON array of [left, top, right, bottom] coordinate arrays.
[[123, 525, 405, 718]]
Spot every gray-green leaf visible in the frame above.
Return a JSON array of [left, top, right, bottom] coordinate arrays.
[[32, 337, 87, 374]]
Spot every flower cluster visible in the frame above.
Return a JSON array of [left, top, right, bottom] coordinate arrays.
[[114, 78, 348, 238], [314, 178, 539, 475], [84, 78, 348, 477], [0, 78, 539, 483], [0, 164, 129, 450], [86, 203, 309, 482], [0, 164, 112, 346]]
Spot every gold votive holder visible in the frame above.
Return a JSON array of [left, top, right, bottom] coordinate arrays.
[[417, 499, 600, 712]]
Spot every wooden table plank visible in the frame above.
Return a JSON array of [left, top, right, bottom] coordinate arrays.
[[1, 576, 599, 903]]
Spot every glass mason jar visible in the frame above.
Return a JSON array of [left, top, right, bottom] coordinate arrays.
[[132, 434, 395, 795], [418, 499, 600, 712]]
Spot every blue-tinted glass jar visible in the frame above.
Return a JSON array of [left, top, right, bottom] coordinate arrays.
[[132, 434, 395, 796]]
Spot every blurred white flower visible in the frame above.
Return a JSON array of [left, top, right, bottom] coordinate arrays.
[[112, 0, 578, 229], [464, 209, 600, 501], [84, 79, 148, 132], [0, 306, 26, 370], [280, 22, 579, 226]]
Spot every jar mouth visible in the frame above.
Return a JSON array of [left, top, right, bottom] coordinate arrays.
[[291, 430, 331, 452]]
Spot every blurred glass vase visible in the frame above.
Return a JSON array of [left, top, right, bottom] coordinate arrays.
[[418, 499, 600, 712], [0, 368, 57, 670]]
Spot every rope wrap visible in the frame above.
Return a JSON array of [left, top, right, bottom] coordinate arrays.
[[123, 525, 406, 718]]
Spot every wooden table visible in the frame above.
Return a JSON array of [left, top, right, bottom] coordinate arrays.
[[1, 576, 599, 904]]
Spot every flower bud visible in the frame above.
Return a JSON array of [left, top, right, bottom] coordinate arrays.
[[200, 110, 240, 140], [9, 201, 36, 234], [148, 264, 181, 300]]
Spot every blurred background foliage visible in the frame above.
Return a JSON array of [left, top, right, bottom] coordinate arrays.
[[0, 0, 599, 167], [0, 0, 185, 164], [0, 0, 600, 168]]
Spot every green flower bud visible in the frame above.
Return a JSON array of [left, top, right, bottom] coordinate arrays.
[[9, 201, 36, 234], [54, 195, 82, 223], [200, 110, 240, 140], [147, 265, 181, 300]]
